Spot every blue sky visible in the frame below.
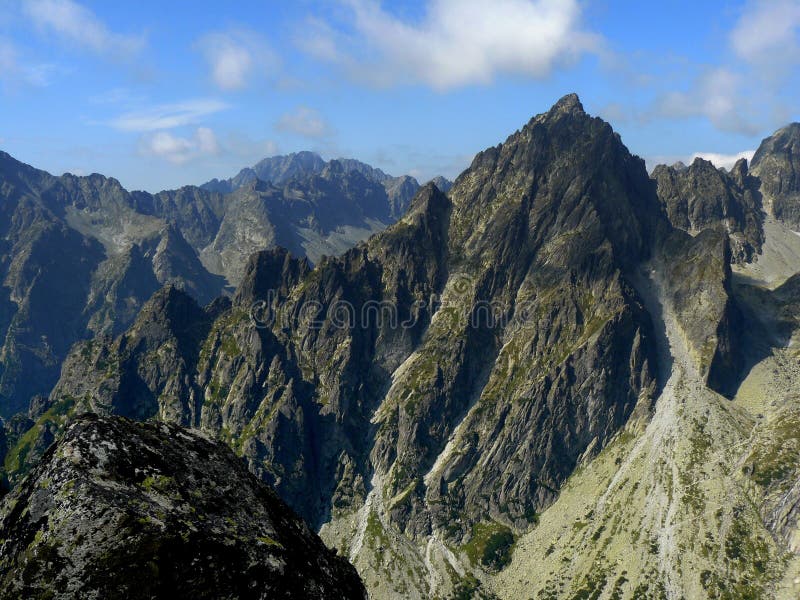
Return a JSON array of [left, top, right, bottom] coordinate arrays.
[[0, 0, 798, 192]]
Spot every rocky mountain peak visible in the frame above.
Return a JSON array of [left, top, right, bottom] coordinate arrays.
[[547, 92, 585, 117], [450, 94, 663, 273], [731, 156, 749, 179], [123, 284, 210, 356], [752, 122, 800, 170], [0, 150, 51, 191], [406, 181, 448, 214], [0, 151, 21, 168], [671, 160, 689, 171], [750, 122, 800, 228], [689, 156, 715, 170], [550, 92, 586, 114], [428, 175, 453, 194]]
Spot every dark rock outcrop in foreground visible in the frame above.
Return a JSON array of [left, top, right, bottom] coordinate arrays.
[[0, 413, 366, 600]]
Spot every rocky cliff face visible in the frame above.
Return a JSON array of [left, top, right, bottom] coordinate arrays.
[[652, 157, 764, 262], [657, 228, 744, 397], [0, 152, 225, 417], [0, 413, 366, 600], [366, 93, 662, 541], [751, 123, 800, 229]]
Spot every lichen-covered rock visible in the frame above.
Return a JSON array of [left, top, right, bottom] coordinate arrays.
[[0, 413, 366, 600]]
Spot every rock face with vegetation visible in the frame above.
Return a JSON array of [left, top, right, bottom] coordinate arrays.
[[6, 97, 800, 598], [0, 413, 366, 600], [32, 95, 668, 596], [652, 157, 764, 262]]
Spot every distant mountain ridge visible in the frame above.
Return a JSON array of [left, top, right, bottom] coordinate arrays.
[[652, 156, 764, 262], [201, 150, 453, 217], [0, 149, 428, 418]]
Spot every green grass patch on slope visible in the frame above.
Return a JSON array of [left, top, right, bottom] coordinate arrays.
[[462, 521, 516, 571]]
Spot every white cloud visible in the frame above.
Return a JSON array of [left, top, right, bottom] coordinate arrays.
[[655, 67, 759, 135], [300, 0, 599, 89], [275, 106, 332, 138], [140, 127, 220, 164], [109, 99, 229, 132], [0, 36, 58, 88], [730, 0, 800, 67], [691, 150, 756, 171], [649, 1, 800, 135], [196, 29, 277, 91], [23, 0, 145, 58]]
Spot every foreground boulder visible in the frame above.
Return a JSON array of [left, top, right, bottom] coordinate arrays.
[[0, 413, 366, 600]]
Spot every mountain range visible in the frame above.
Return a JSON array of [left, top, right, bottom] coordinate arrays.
[[2, 94, 800, 598], [0, 150, 446, 418]]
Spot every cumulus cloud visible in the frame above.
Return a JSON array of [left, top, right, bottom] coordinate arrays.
[[691, 150, 757, 171], [23, 0, 145, 58], [196, 29, 278, 91], [140, 127, 220, 164], [109, 99, 229, 132], [275, 106, 332, 138], [300, 0, 599, 89], [655, 67, 760, 135], [650, 1, 800, 135], [730, 0, 800, 68]]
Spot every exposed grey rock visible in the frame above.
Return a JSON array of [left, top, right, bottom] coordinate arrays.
[[9, 96, 800, 598], [202, 152, 420, 232], [0, 147, 419, 420]]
